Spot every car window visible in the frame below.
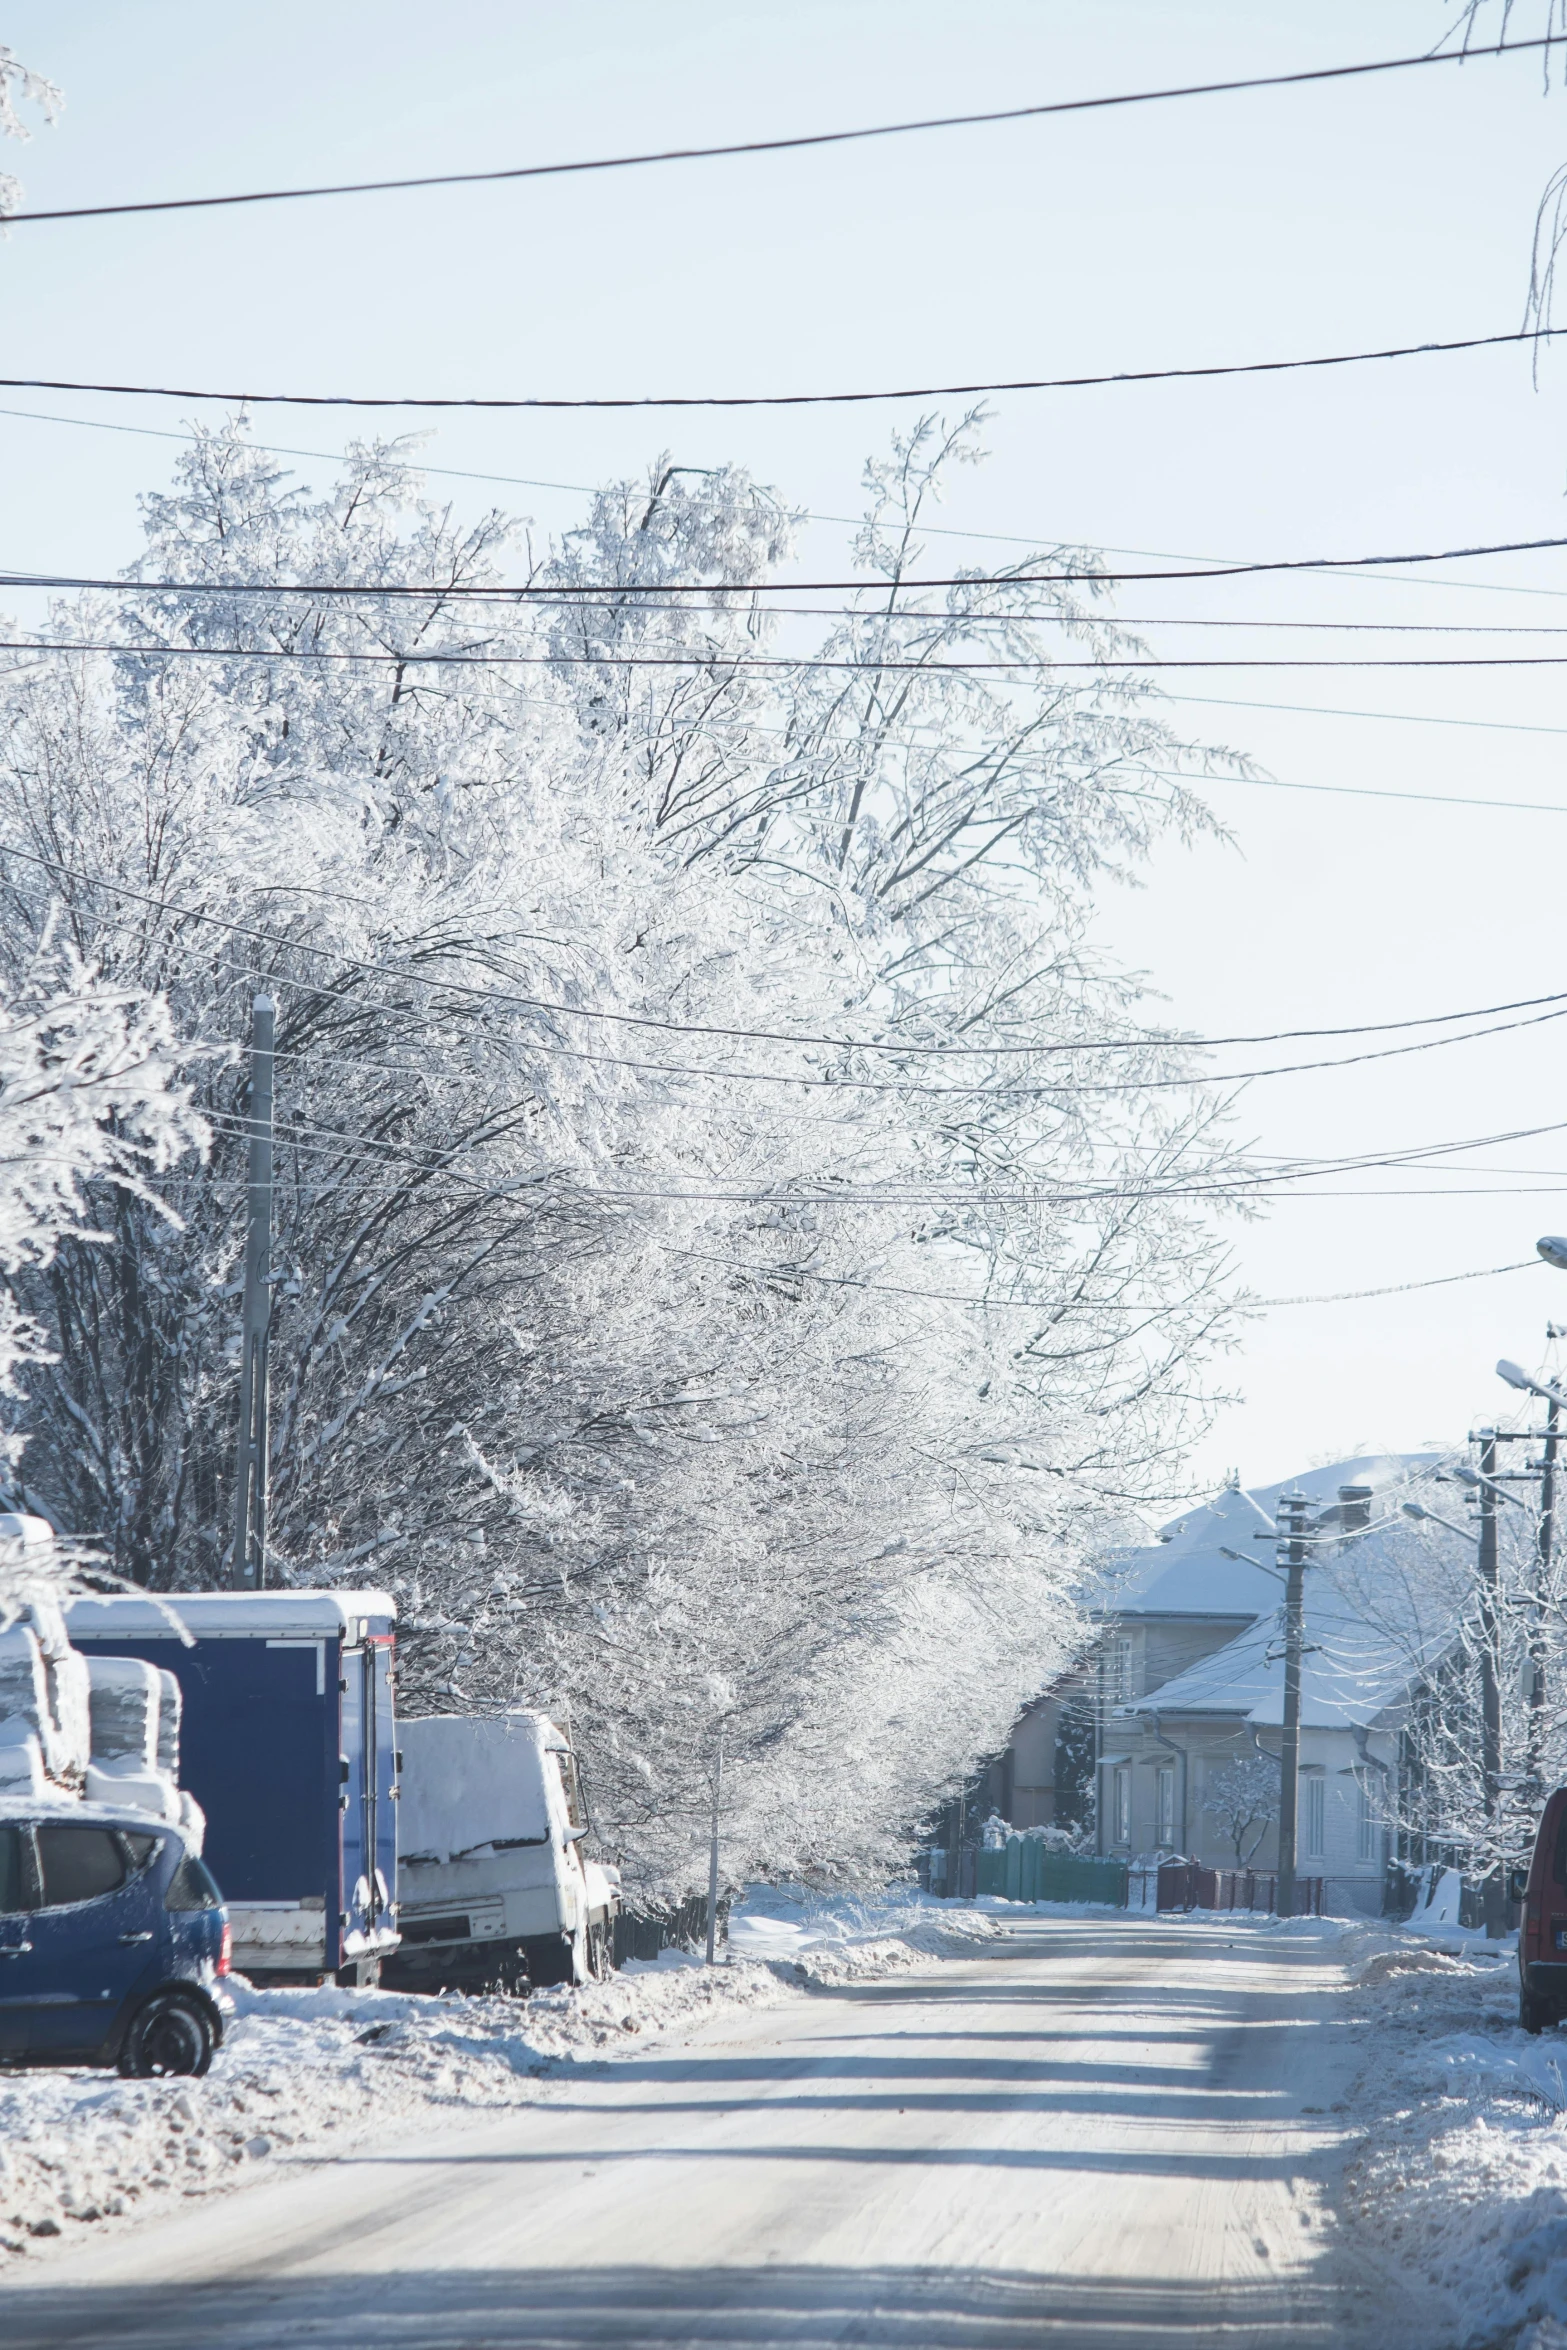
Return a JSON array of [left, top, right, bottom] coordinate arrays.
[[163, 1852, 222, 1912], [0, 1823, 27, 1913], [36, 1824, 126, 1907]]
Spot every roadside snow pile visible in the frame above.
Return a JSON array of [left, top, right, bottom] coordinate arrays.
[[727, 1883, 1012, 1982], [0, 1888, 1004, 2262], [0, 1956, 804, 2261], [1337, 1937, 1567, 2347], [0, 1904, 957, 2262]]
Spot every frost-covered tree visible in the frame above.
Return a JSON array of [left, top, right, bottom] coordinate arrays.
[[0, 43, 61, 215], [0, 419, 1249, 1898], [1201, 1753, 1279, 1865], [1322, 1419, 1567, 1891], [0, 930, 204, 1612]]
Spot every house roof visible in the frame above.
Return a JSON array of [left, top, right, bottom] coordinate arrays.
[[1092, 1453, 1441, 1622], [1119, 1605, 1426, 1731]]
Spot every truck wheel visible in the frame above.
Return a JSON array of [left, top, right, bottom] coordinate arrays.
[[587, 1921, 611, 1981], [118, 1991, 215, 2079], [1522, 1991, 1556, 2035], [524, 1933, 577, 1989]]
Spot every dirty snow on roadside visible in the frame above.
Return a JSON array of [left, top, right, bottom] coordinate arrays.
[[0, 1887, 996, 2263], [1336, 1930, 1567, 2350]]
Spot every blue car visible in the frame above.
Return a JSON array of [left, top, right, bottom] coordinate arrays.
[[0, 1799, 232, 2075]]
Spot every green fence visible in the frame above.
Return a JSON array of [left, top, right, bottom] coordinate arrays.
[[974, 1835, 1127, 1907]]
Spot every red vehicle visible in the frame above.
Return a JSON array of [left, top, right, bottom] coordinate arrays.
[[1515, 1788, 1567, 2032]]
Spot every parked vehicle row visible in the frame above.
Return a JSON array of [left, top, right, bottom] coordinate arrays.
[[0, 1514, 621, 2072]]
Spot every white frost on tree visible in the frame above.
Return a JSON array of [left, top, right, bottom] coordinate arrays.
[[0, 418, 1252, 1900], [0, 44, 61, 215], [0, 933, 205, 1611]]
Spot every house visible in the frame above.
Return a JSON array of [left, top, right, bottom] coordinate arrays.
[[990, 1453, 1445, 1914]]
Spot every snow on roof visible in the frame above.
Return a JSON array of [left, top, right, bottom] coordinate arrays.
[[1119, 1544, 1450, 1730], [63, 1590, 396, 1641], [1092, 1453, 1442, 1622]]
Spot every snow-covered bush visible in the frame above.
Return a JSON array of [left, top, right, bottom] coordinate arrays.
[[0, 417, 1248, 1898]]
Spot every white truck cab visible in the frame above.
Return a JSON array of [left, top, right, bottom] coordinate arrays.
[[384, 1711, 619, 1992]]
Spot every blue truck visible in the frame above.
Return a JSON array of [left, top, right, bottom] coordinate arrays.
[[63, 1590, 399, 1985]]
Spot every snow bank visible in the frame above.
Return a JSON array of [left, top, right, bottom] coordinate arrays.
[[727, 1881, 1015, 1965], [0, 1957, 811, 2262], [1336, 1933, 1567, 2347], [0, 1890, 963, 2264]]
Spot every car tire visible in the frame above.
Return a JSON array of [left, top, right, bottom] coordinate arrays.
[[118, 1991, 215, 2079], [1521, 1991, 1556, 2036], [587, 1921, 611, 1981]]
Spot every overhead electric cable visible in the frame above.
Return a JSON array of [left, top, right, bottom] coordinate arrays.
[[1254, 1259, 1538, 1306], [21, 633, 1567, 675], [0, 326, 1559, 411], [1194, 770, 1567, 818], [1167, 691, 1567, 738], [9, 833, 1567, 1057], [11, 521, 1567, 592], [6, 400, 1567, 606], [22, 567, 1567, 635], [4, 35, 1559, 228]]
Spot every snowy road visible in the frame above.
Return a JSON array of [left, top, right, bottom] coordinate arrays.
[[4, 1916, 1433, 2349]]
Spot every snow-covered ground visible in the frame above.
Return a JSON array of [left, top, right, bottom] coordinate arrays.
[[16, 1881, 1567, 2349], [1333, 1926, 1567, 2350], [0, 1890, 1002, 2262]]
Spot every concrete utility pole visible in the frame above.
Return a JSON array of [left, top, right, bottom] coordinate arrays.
[[1474, 1427, 1506, 1936], [1275, 1491, 1310, 1919], [232, 994, 276, 1592]]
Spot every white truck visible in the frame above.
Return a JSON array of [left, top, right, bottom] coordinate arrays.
[[384, 1711, 620, 1992]]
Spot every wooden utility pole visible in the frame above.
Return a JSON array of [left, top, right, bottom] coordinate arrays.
[[232, 994, 276, 1591], [1275, 1491, 1309, 1918]]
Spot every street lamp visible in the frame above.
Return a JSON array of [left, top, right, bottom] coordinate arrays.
[[1402, 1499, 1479, 1546]]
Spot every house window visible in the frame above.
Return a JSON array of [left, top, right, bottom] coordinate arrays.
[[1112, 1766, 1131, 1846], [1155, 1766, 1175, 1849], [1305, 1775, 1326, 1861], [1357, 1781, 1377, 1865]]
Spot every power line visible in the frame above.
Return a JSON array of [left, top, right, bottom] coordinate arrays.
[[9, 832, 1567, 1060], [1253, 1259, 1539, 1307], [13, 522, 1567, 595], [5, 35, 1559, 229], [1167, 691, 1567, 739], [20, 631, 1567, 677], [4, 400, 1565, 609], [0, 327, 1558, 412], [1198, 769, 1567, 819], [20, 569, 1567, 636]]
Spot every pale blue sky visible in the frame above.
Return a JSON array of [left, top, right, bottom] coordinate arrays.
[[6, 1, 1567, 1488]]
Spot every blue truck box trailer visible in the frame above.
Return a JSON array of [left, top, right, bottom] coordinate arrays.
[[63, 1590, 399, 1984]]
